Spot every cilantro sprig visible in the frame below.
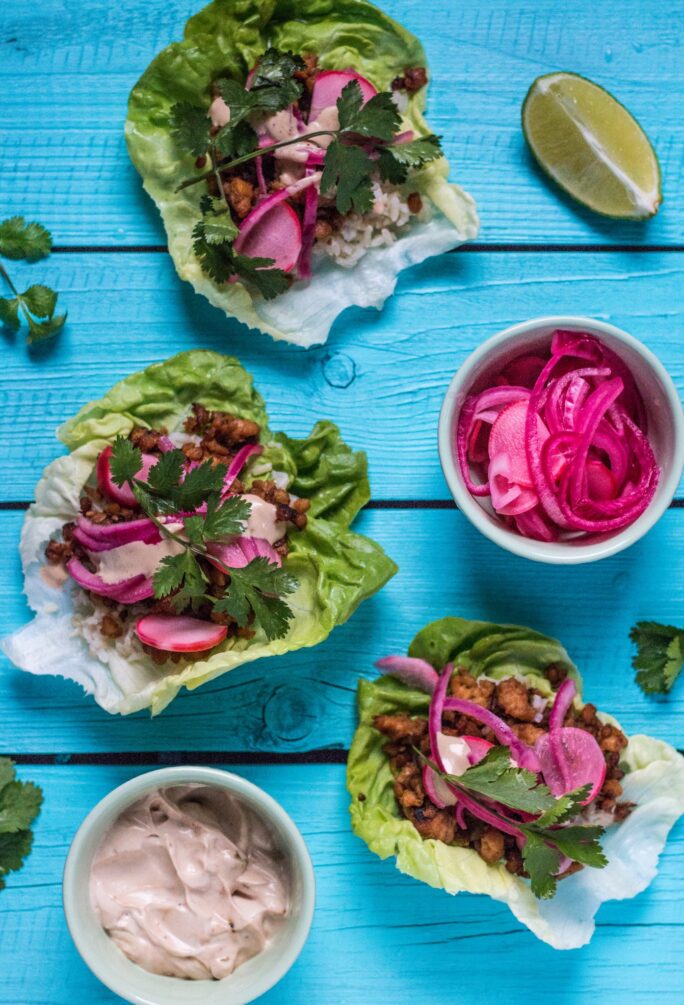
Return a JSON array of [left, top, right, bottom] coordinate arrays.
[[0, 217, 66, 343], [423, 746, 607, 899], [630, 620, 684, 695], [170, 51, 443, 294], [110, 436, 297, 640], [0, 758, 43, 892]]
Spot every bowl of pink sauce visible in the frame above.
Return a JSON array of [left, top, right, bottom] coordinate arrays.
[[439, 316, 684, 564], [63, 766, 315, 1005]]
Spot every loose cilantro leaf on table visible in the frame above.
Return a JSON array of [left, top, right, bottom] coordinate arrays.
[[0, 216, 52, 261], [0, 217, 66, 344], [0, 758, 43, 892], [110, 436, 297, 640], [630, 621, 684, 695]]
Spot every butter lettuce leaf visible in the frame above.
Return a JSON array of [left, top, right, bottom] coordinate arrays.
[[347, 618, 684, 949], [125, 0, 478, 346], [2, 351, 396, 714]]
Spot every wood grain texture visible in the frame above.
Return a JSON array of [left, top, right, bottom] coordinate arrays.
[[1, 0, 683, 246], [1, 764, 683, 1005], [3, 250, 684, 502], [2, 506, 684, 754]]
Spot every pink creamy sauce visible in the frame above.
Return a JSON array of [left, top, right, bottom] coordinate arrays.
[[90, 785, 290, 980]]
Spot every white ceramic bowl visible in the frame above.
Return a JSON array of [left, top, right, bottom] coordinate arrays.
[[438, 316, 684, 564], [63, 766, 315, 1005]]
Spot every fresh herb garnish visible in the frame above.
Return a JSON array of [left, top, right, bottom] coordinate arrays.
[[110, 436, 298, 639], [0, 758, 43, 892], [170, 52, 443, 293], [422, 746, 607, 899], [0, 217, 66, 343], [630, 620, 684, 695]]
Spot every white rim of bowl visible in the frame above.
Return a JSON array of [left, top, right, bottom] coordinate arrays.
[[438, 315, 684, 564], [63, 766, 316, 1005]]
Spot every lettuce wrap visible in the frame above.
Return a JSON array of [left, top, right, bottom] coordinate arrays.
[[125, 0, 478, 346], [347, 616, 684, 949], [2, 351, 397, 715]]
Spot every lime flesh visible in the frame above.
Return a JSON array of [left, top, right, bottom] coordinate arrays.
[[522, 72, 661, 219]]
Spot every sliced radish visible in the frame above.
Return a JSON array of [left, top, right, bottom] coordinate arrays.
[[462, 735, 494, 765], [233, 201, 302, 273], [308, 70, 377, 123], [135, 615, 228, 653], [96, 446, 158, 508], [488, 452, 539, 516], [535, 727, 607, 804], [489, 401, 548, 486], [208, 536, 281, 570]]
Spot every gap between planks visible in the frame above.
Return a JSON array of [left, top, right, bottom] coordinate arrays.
[[9, 750, 349, 766], [3, 499, 684, 510], [50, 244, 684, 254]]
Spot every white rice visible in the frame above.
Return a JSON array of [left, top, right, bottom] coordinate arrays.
[[71, 593, 163, 666], [315, 181, 427, 269]]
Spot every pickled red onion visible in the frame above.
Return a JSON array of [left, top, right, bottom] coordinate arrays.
[[456, 331, 660, 542]]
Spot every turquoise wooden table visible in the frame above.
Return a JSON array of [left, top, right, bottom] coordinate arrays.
[[2, 1, 684, 1002]]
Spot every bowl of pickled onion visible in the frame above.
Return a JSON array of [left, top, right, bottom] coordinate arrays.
[[439, 316, 684, 563]]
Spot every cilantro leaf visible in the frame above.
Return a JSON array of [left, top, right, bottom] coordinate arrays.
[[193, 236, 235, 283], [337, 82, 400, 141], [630, 621, 684, 694], [0, 297, 20, 332], [214, 557, 297, 639], [25, 311, 67, 344], [146, 449, 185, 495], [169, 102, 211, 157], [0, 760, 15, 791], [173, 460, 227, 510], [251, 48, 303, 98], [0, 781, 43, 834], [193, 215, 238, 247], [109, 436, 143, 487], [0, 216, 52, 261], [522, 833, 562, 899], [0, 830, 34, 879], [21, 284, 57, 318], [534, 786, 591, 828], [543, 824, 607, 869], [203, 494, 252, 540], [214, 120, 258, 160], [216, 79, 257, 126], [232, 255, 290, 300], [321, 140, 375, 215], [456, 747, 557, 815], [153, 550, 200, 599], [378, 134, 443, 184]]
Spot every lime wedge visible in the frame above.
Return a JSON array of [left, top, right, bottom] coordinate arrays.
[[522, 72, 661, 219]]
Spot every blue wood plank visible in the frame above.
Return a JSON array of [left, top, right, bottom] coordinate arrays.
[[0, 764, 682, 1005], [1, 0, 683, 245], [2, 506, 684, 753], [3, 250, 684, 502]]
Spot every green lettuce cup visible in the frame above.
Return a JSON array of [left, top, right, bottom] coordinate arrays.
[[2, 351, 397, 714], [125, 0, 478, 346], [348, 616, 684, 949]]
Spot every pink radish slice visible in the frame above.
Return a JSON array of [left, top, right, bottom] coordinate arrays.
[[208, 536, 282, 570], [233, 200, 302, 272], [515, 505, 559, 542], [489, 401, 548, 486], [462, 735, 494, 765], [308, 70, 377, 123], [501, 354, 548, 389], [135, 615, 228, 653], [535, 727, 606, 804], [96, 446, 158, 508], [375, 655, 438, 694], [488, 452, 539, 516]]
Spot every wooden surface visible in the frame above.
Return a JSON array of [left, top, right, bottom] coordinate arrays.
[[1, 0, 684, 1002]]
